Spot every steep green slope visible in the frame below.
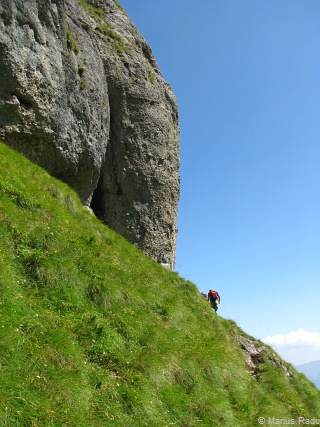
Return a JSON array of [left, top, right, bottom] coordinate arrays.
[[0, 141, 319, 426]]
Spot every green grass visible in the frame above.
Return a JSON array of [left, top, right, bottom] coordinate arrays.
[[65, 24, 80, 54], [0, 141, 319, 426], [112, 0, 126, 14], [77, 0, 126, 18], [76, 0, 130, 56], [79, 77, 87, 90], [78, 64, 85, 76], [95, 24, 120, 41], [77, 0, 105, 21], [96, 24, 131, 56], [148, 67, 155, 83]]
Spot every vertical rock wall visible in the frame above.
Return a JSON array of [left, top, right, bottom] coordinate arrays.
[[0, 0, 180, 269]]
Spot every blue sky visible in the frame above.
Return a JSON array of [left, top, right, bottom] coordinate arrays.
[[119, 0, 320, 365]]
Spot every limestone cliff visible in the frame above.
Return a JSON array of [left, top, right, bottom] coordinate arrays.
[[0, 0, 180, 269]]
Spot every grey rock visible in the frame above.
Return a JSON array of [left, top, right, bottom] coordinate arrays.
[[0, 0, 180, 268], [236, 334, 293, 378]]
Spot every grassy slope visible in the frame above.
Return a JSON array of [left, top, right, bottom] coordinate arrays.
[[0, 141, 319, 427]]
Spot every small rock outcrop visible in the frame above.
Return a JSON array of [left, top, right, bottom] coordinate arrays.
[[236, 334, 293, 378], [0, 0, 180, 269]]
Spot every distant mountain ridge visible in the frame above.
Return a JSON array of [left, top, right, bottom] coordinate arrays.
[[296, 361, 320, 389]]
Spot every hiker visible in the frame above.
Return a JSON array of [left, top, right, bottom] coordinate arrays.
[[207, 289, 220, 313]]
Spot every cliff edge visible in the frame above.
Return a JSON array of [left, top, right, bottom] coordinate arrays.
[[0, 0, 180, 269]]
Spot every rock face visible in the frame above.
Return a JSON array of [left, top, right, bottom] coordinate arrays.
[[0, 0, 180, 269]]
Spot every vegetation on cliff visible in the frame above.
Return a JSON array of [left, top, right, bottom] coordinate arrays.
[[1, 142, 319, 426]]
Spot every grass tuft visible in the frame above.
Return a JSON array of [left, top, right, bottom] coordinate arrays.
[[65, 24, 80, 54], [96, 24, 131, 56], [112, 0, 126, 14], [77, 0, 105, 21]]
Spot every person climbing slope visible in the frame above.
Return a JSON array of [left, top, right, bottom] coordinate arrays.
[[207, 289, 220, 313]]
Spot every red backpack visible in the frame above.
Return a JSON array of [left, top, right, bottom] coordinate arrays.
[[208, 290, 219, 302]]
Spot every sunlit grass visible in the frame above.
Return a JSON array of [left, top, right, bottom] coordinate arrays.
[[0, 141, 319, 426]]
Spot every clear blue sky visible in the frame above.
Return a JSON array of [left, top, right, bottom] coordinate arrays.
[[120, 0, 320, 364]]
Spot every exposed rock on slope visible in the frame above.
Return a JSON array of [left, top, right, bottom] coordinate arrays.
[[0, 0, 180, 269], [235, 334, 293, 378]]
